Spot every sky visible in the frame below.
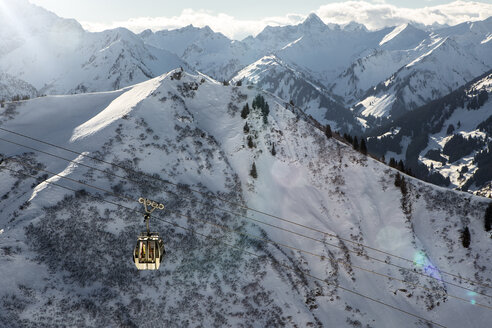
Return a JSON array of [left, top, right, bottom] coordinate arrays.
[[28, 0, 492, 39]]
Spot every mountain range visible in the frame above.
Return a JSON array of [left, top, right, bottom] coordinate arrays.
[[1, 2, 492, 325], [1, 68, 491, 327]]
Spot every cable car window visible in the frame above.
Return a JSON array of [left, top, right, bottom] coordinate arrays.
[[149, 241, 155, 263], [140, 241, 146, 261]]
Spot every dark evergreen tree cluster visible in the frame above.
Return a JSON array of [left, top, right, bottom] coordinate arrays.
[[341, 133, 368, 157], [241, 103, 250, 119], [11, 94, 30, 102], [461, 226, 471, 248], [325, 124, 332, 139], [424, 149, 447, 164], [243, 122, 250, 134], [343, 133, 353, 144], [394, 172, 407, 195], [250, 162, 258, 179], [352, 136, 359, 150], [247, 135, 254, 148], [365, 71, 491, 190], [446, 124, 455, 135], [467, 90, 488, 110], [360, 138, 367, 155], [389, 158, 405, 172], [252, 94, 270, 124], [485, 202, 492, 232], [443, 134, 485, 163], [462, 140, 492, 190]]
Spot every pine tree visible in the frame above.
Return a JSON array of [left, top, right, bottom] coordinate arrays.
[[261, 102, 269, 124], [389, 158, 397, 168], [485, 202, 492, 232], [360, 138, 367, 155], [352, 136, 359, 150], [241, 103, 250, 119], [250, 162, 258, 179], [461, 227, 471, 248], [394, 172, 402, 187], [325, 124, 332, 138], [243, 122, 250, 134], [400, 176, 407, 195], [397, 160, 405, 172], [247, 135, 254, 148], [446, 124, 455, 135], [271, 143, 276, 156]]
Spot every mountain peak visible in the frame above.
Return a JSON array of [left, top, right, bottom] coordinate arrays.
[[302, 13, 325, 28], [139, 29, 153, 38], [342, 21, 368, 32]]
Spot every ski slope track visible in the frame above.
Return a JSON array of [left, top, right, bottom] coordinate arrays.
[[0, 70, 491, 327]]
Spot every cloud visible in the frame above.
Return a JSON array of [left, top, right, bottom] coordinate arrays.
[[315, 1, 492, 30], [81, 9, 304, 40], [80, 1, 492, 40]]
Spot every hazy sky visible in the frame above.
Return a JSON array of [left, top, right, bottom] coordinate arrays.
[[28, 0, 492, 39], [29, 0, 469, 22]]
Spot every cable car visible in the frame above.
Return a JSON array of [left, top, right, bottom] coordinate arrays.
[[133, 232, 165, 270], [133, 199, 166, 270]]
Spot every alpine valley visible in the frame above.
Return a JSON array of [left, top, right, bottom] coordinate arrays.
[[0, 1, 491, 327]]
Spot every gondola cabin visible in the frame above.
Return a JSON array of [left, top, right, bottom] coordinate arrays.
[[133, 233, 165, 270]]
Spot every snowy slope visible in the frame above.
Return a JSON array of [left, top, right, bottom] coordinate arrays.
[[379, 23, 429, 50], [1, 70, 491, 327], [354, 19, 492, 119], [0, 0, 188, 95], [232, 55, 357, 132], [367, 70, 492, 196], [0, 72, 38, 101]]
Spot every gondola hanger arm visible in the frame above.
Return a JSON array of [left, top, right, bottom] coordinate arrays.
[[139, 197, 165, 214]]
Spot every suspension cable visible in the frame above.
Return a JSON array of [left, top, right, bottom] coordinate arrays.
[[0, 165, 449, 328], [4, 158, 492, 310], [0, 129, 490, 290]]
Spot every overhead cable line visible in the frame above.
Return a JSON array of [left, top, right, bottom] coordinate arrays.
[[1, 136, 491, 299], [0, 127, 490, 290], [4, 158, 492, 311], [0, 165, 449, 328]]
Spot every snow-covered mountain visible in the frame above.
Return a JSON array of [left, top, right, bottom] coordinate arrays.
[[1, 70, 491, 327], [0, 0, 188, 95], [354, 30, 492, 119], [0, 72, 37, 101], [140, 25, 254, 82], [228, 14, 492, 130], [367, 70, 492, 196], [232, 55, 357, 132]]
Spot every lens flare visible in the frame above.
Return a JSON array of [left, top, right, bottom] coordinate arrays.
[[467, 291, 477, 305], [413, 251, 440, 279]]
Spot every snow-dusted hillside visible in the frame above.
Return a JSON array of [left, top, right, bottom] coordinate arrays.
[[1, 70, 491, 327], [0, 72, 37, 101], [367, 70, 492, 196], [0, 0, 188, 95], [232, 55, 356, 132], [355, 36, 491, 119]]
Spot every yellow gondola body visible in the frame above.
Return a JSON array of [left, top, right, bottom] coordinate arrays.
[[134, 198, 166, 270], [133, 232, 165, 270]]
